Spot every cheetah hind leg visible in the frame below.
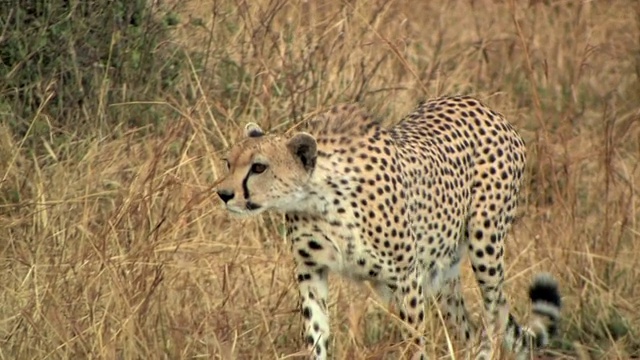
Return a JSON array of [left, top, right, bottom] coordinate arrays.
[[374, 277, 477, 360], [369, 282, 405, 351], [396, 267, 430, 360], [372, 281, 430, 359], [434, 276, 477, 359], [467, 226, 561, 360], [373, 281, 398, 311]]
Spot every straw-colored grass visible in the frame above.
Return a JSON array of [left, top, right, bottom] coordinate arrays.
[[1, 0, 639, 359]]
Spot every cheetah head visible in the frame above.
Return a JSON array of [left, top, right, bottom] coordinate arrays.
[[214, 122, 318, 216]]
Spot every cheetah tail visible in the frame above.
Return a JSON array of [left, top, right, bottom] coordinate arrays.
[[505, 273, 562, 355]]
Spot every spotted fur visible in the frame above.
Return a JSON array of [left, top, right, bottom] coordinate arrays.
[[215, 95, 561, 360]]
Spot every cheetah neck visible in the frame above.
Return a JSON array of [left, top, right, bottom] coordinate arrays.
[[285, 168, 346, 217], [284, 129, 390, 220]]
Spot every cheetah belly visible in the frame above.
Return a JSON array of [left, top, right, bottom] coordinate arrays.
[[324, 234, 396, 284], [421, 255, 463, 297], [333, 246, 389, 282], [416, 234, 467, 297]]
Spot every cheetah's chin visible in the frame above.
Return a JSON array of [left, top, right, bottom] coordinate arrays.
[[225, 205, 265, 218]]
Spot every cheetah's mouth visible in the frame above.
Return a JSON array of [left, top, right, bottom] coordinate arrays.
[[224, 201, 264, 217], [246, 201, 262, 211]]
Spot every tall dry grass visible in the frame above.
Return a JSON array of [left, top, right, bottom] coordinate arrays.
[[1, 0, 639, 359]]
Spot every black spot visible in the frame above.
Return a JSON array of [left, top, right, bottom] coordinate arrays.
[[302, 307, 312, 319], [298, 249, 311, 258], [409, 297, 418, 308], [485, 245, 495, 256], [308, 241, 323, 250], [306, 335, 315, 346]]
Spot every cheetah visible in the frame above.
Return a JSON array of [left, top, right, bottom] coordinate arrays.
[[215, 95, 561, 360]]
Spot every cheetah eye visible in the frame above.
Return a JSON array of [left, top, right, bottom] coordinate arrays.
[[250, 163, 268, 174]]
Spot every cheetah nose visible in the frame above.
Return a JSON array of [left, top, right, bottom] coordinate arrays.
[[216, 189, 235, 203]]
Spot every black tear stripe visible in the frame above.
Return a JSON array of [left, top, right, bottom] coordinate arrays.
[[242, 170, 251, 200]]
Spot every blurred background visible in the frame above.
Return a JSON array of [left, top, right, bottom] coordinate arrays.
[[0, 0, 638, 359]]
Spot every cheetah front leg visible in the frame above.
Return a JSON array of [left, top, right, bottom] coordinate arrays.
[[296, 265, 330, 359]]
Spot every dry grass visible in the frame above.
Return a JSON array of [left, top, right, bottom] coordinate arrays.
[[1, 0, 639, 359]]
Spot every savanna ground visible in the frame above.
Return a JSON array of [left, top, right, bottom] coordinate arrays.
[[0, 0, 639, 359]]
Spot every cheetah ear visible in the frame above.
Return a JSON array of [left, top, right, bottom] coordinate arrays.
[[244, 122, 264, 138], [287, 132, 317, 172]]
